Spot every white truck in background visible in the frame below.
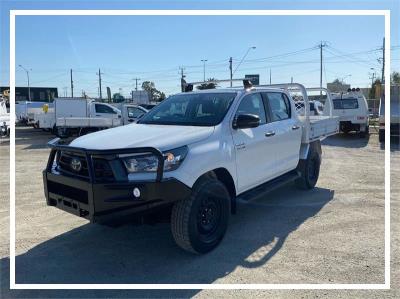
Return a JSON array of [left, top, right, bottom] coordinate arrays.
[[0, 97, 10, 137], [379, 85, 400, 142], [331, 88, 369, 137], [35, 98, 122, 138], [15, 101, 53, 124]]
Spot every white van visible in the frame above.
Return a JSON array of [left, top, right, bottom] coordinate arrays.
[[331, 88, 369, 137]]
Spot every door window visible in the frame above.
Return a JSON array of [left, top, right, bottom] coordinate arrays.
[[236, 93, 267, 124], [95, 104, 116, 114], [265, 92, 291, 121]]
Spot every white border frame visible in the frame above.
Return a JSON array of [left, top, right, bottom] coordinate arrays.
[[9, 9, 391, 290]]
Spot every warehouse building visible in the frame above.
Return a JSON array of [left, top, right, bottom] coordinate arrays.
[[0, 86, 58, 102]]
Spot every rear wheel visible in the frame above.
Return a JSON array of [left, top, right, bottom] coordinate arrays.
[[296, 150, 321, 190], [171, 177, 230, 254]]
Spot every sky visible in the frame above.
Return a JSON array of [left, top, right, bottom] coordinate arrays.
[[0, 0, 399, 98]]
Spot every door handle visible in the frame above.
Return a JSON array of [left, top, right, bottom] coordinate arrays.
[[265, 131, 275, 137], [292, 125, 300, 130]]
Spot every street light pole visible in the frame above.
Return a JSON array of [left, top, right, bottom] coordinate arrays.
[[19, 64, 31, 101], [201, 59, 207, 81], [341, 74, 352, 84], [233, 46, 256, 76]]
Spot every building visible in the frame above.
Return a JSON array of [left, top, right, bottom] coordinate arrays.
[[0, 86, 58, 102], [130, 90, 150, 105]]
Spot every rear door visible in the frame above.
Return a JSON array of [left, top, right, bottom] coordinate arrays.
[[332, 98, 360, 122], [263, 92, 302, 175], [231, 92, 278, 193]]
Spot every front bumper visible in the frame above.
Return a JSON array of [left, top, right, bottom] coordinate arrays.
[[43, 138, 191, 223]]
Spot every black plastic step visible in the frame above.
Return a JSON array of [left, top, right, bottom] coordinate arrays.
[[238, 170, 300, 202]]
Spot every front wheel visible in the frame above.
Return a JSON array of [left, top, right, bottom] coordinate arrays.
[[296, 150, 321, 190], [171, 177, 230, 254]]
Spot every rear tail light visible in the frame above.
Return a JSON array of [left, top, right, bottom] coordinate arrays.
[[357, 116, 365, 120]]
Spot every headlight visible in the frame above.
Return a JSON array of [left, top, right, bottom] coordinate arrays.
[[163, 146, 188, 172], [121, 146, 188, 173], [121, 153, 159, 173]]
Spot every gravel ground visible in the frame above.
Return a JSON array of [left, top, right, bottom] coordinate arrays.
[[0, 126, 399, 298]]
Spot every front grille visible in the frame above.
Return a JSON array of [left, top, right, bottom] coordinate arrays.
[[58, 151, 89, 178], [47, 180, 88, 204], [93, 158, 114, 182], [56, 151, 115, 182]]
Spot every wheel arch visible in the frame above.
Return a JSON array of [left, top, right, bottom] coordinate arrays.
[[194, 167, 237, 214]]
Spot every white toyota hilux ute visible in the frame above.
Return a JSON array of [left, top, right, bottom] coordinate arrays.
[[43, 81, 339, 254]]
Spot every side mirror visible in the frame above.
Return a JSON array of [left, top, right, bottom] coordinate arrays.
[[233, 114, 260, 129]]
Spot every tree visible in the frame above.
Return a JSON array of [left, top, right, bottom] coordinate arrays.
[[197, 78, 218, 90], [332, 78, 342, 84], [141, 81, 166, 102], [369, 79, 381, 99], [112, 93, 125, 103], [391, 71, 400, 84]]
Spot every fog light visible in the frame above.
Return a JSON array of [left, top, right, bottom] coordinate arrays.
[[133, 187, 141, 198]]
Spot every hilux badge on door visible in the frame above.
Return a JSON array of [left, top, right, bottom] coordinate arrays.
[[70, 157, 82, 172]]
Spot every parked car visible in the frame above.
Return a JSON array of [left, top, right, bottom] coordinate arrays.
[[42, 81, 339, 254], [331, 88, 369, 137]]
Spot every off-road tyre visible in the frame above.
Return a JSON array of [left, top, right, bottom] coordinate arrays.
[[295, 150, 321, 190], [171, 176, 230, 254]]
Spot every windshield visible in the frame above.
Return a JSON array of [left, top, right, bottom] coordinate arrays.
[[138, 92, 237, 126], [333, 98, 359, 109]]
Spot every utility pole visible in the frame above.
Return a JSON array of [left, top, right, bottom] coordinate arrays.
[[369, 72, 376, 86], [291, 77, 293, 84], [18, 65, 31, 101], [269, 69, 271, 84], [319, 42, 327, 90], [229, 57, 233, 87], [381, 37, 385, 84], [97, 68, 103, 101], [179, 67, 186, 92], [70, 69, 74, 97], [201, 59, 207, 82], [133, 78, 141, 91]]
